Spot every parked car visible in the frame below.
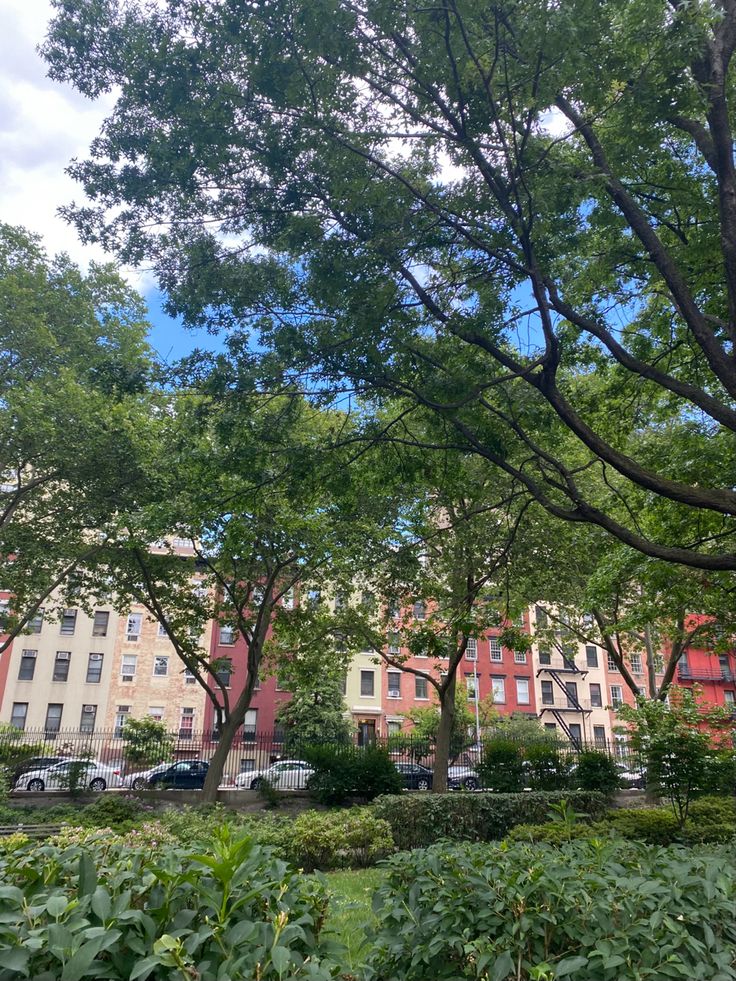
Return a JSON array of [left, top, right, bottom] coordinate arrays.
[[447, 764, 480, 790], [16, 759, 122, 792], [394, 761, 433, 790], [234, 759, 314, 790], [617, 763, 646, 789], [146, 759, 210, 789], [121, 761, 177, 790], [10, 755, 64, 785]]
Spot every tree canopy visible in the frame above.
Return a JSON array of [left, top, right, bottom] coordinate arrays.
[[43, 0, 736, 572]]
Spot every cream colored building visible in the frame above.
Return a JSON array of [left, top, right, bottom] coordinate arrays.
[[0, 604, 119, 735], [344, 643, 384, 744]]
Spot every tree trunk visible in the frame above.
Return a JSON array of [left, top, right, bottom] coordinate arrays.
[[433, 674, 456, 793], [201, 710, 243, 802]]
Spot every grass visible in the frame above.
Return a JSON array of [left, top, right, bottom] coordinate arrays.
[[323, 868, 385, 973]]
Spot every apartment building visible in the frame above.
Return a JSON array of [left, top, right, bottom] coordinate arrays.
[[0, 604, 119, 735]]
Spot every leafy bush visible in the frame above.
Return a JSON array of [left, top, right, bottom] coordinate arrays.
[[0, 827, 344, 980], [477, 739, 524, 792], [506, 821, 603, 846], [371, 791, 608, 849], [286, 809, 393, 872], [702, 750, 736, 796], [305, 745, 402, 804], [78, 794, 146, 831], [570, 751, 621, 794], [523, 743, 572, 790], [121, 716, 174, 769], [367, 839, 736, 980]]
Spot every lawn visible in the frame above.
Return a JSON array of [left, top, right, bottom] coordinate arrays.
[[324, 868, 385, 973]]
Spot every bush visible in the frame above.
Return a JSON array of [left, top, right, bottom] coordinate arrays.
[[523, 743, 572, 790], [371, 791, 608, 850], [506, 821, 605, 846], [367, 839, 736, 980], [305, 745, 402, 804], [477, 739, 524, 792], [78, 794, 147, 831], [286, 809, 393, 871], [0, 827, 344, 980], [702, 749, 736, 796], [570, 751, 621, 794]]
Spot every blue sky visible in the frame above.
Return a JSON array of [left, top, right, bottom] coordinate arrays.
[[144, 288, 225, 362]]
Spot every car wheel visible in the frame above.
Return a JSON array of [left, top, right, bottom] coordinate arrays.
[[131, 778, 145, 790], [463, 777, 479, 790], [250, 778, 262, 790], [89, 778, 106, 792], [27, 779, 44, 791], [417, 778, 430, 791]]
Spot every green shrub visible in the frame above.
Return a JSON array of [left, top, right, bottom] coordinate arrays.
[[570, 750, 621, 794], [78, 794, 146, 831], [287, 809, 393, 871], [702, 750, 736, 796], [524, 743, 572, 790], [688, 794, 736, 825], [0, 827, 343, 980], [506, 821, 606, 845], [305, 745, 402, 804], [477, 739, 524, 792], [371, 791, 608, 849], [367, 839, 736, 980]]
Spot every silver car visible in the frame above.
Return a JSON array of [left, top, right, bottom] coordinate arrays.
[[16, 758, 122, 792], [235, 759, 314, 790]]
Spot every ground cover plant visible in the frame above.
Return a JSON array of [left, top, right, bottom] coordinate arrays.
[[0, 826, 345, 980], [366, 839, 736, 981]]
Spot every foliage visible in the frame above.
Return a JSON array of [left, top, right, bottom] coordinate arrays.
[[570, 752, 621, 795], [618, 687, 735, 824], [120, 717, 174, 769], [275, 678, 352, 756], [256, 778, 283, 810], [366, 839, 736, 981], [702, 749, 736, 796], [477, 739, 525, 793], [0, 827, 343, 980], [523, 744, 573, 791], [305, 745, 402, 805], [370, 791, 608, 851], [0, 727, 49, 796], [77, 795, 147, 832], [285, 810, 393, 873]]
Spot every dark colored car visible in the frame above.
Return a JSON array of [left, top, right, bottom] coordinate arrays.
[[146, 759, 210, 789], [11, 756, 64, 785], [394, 762, 433, 790]]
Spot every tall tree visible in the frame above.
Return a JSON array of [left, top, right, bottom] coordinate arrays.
[[43, 0, 736, 571], [0, 222, 154, 654]]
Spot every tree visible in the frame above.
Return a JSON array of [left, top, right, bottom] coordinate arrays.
[[121, 717, 174, 769], [275, 678, 353, 756], [0, 223, 155, 655], [43, 0, 736, 571]]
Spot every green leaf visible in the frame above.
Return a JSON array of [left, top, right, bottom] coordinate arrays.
[[1, 948, 29, 974], [555, 956, 589, 977], [91, 887, 111, 923], [46, 896, 69, 918], [128, 955, 159, 980], [61, 935, 109, 981], [270, 945, 292, 976], [78, 854, 97, 898], [491, 951, 515, 981]]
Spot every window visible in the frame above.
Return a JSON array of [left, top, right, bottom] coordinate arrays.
[[45, 703, 63, 735], [607, 654, 619, 672], [719, 655, 730, 678], [157, 622, 168, 638], [152, 656, 169, 677], [178, 706, 195, 740], [92, 611, 109, 637], [219, 624, 236, 645], [121, 654, 137, 681], [465, 673, 478, 700], [541, 680, 554, 705], [388, 600, 400, 619], [652, 654, 664, 673], [18, 649, 37, 681], [585, 646, 599, 668], [240, 759, 255, 773], [610, 685, 624, 708], [514, 649, 527, 664], [565, 681, 578, 708], [466, 638, 477, 660], [307, 589, 321, 608], [516, 678, 530, 705], [630, 653, 643, 674], [60, 609, 77, 636], [80, 704, 97, 733], [490, 677, 505, 703], [387, 720, 401, 735], [568, 723, 582, 747], [282, 588, 295, 610], [126, 613, 142, 642], [360, 670, 375, 697], [10, 703, 27, 730], [593, 725, 607, 748], [52, 651, 71, 682], [590, 683, 602, 708], [388, 633, 401, 654], [535, 605, 548, 628], [561, 650, 577, 671], [724, 690, 735, 707], [148, 706, 164, 722], [28, 610, 44, 633], [415, 676, 429, 699], [544, 722, 557, 732], [413, 600, 426, 621], [538, 650, 551, 666], [114, 705, 130, 738], [387, 671, 401, 698], [184, 668, 196, 685], [172, 536, 191, 549], [678, 651, 689, 674], [489, 637, 502, 661], [242, 708, 256, 741]]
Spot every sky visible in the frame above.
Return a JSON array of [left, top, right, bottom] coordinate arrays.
[[0, 0, 219, 360]]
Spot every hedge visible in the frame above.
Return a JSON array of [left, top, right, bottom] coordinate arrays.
[[371, 790, 608, 849]]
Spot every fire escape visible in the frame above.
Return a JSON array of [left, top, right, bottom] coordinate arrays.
[[536, 639, 591, 746]]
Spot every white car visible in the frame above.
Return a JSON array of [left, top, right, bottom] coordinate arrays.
[[447, 765, 480, 790], [121, 762, 175, 790], [16, 758, 122, 792], [235, 759, 314, 790]]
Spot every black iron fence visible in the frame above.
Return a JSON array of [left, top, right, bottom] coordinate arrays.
[[0, 726, 644, 790]]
